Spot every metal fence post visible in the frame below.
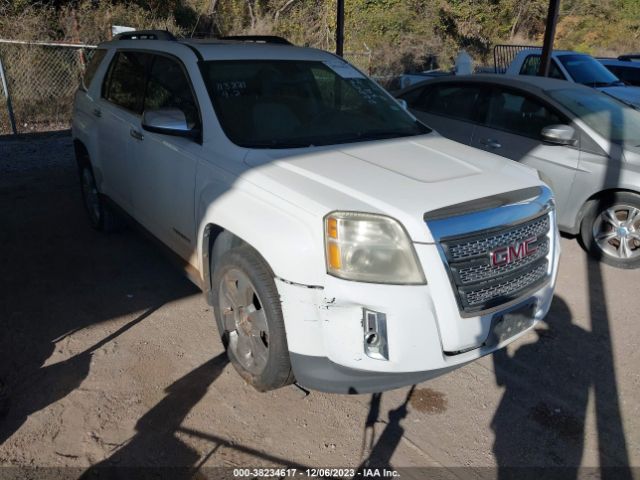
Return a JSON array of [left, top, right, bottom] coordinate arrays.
[[0, 55, 17, 135]]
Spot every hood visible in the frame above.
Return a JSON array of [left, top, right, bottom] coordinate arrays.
[[599, 86, 640, 109], [242, 133, 542, 243]]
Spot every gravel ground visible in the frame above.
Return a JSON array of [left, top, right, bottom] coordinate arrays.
[[0, 132, 638, 478]]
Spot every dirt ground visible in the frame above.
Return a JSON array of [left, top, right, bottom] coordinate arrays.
[[0, 131, 638, 478]]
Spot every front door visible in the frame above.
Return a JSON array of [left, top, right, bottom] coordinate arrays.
[[472, 87, 580, 220], [130, 54, 202, 261]]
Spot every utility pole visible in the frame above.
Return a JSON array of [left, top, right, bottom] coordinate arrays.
[[336, 0, 345, 57], [538, 0, 561, 76]]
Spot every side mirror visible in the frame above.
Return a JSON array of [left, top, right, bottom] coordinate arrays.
[[397, 98, 408, 110], [541, 124, 577, 146], [142, 108, 198, 138]]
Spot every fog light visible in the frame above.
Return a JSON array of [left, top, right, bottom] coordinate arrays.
[[363, 309, 389, 360]]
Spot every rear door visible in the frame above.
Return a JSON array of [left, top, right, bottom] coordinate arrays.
[[471, 87, 579, 217], [403, 83, 485, 144], [129, 53, 202, 261], [96, 50, 152, 212]]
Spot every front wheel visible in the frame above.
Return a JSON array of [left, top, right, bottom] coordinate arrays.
[[580, 192, 640, 269], [211, 245, 294, 391]]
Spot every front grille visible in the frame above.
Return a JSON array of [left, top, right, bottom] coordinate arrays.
[[460, 260, 548, 307], [454, 239, 549, 285], [447, 215, 549, 261], [439, 213, 552, 315]]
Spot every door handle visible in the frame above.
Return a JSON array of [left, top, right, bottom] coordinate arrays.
[[129, 129, 144, 141], [480, 138, 502, 149], [92, 108, 101, 118]]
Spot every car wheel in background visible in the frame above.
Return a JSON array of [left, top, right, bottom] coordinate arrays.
[[211, 245, 294, 391], [580, 191, 640, 269]]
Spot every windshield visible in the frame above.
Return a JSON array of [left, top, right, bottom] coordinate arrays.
[[201, 59, 430, 148], [548, 88, 640, 144], [557, 54, 623, 87]]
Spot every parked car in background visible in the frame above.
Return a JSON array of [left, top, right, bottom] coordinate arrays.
[[72, 31, 560, 393], [396, 75, 640, 268], [618, 54, 640, 62], [506, 49, 640, 109], [398, 70, 450, 89], [599, 58, 640, 87]]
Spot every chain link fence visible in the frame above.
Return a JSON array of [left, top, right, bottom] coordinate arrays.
[[343, 50, 372, 75], [0, 40, 96, 134]]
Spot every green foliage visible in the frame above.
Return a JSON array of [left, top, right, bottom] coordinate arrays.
[[0, 0, 638, 72]]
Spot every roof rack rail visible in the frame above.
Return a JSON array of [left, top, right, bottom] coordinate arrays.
[[115, 30, 176, 41], [219, 35, 291, 45]]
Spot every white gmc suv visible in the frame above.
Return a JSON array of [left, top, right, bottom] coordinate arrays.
[[72, 31, 560, 393]]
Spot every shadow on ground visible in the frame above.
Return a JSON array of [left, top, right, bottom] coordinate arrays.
[[0, 131, 199, 445]]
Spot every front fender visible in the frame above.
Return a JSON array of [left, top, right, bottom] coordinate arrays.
[[196, 179, 325, 287]]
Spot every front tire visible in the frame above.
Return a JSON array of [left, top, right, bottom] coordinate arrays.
[[580, 192, 640, 269], [211, 245, 294, 391]]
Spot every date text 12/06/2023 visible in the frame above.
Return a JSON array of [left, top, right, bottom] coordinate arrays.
[[232, 468, 401, 478]]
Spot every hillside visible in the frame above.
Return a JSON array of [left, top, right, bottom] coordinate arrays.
[[0, 0, 638, 74]]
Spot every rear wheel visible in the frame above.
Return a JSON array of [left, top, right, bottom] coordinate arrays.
[[79, 163, 123, 233], [211, 245, 294, 391], [580, 192, 640, 269]]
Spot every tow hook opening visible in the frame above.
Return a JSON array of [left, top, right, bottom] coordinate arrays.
[[363, 309, 389, 360]]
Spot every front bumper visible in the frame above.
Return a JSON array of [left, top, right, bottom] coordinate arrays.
[[276, 236, 559, 394]]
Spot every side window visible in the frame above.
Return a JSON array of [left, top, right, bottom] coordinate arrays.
[[144, 55, 200, 129], [311, 67, 336, 105], [398, 86, 427, 107], [520, 55, 540, 76], [82, 49, 107, 90], [415, 84, 483, 122], [520, 55, 565, 80], [486, 89, 564, 139], [616, 66, 640, 86], [103, 51, 152, 113]]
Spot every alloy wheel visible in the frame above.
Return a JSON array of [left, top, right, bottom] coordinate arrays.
[[592, 204, 640, 260], [218, 268, 270, 375]]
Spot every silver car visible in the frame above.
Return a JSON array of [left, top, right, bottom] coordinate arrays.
[[396, 75, 640, 268]]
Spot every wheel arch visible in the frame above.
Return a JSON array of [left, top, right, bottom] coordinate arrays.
[[73, 139, 91, 171], [573, 188, 640, 234], [198, 206, 323, 304], [202, 224, 245, 303]]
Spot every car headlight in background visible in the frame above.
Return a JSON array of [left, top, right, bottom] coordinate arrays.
[[324, 211, 426, 284]]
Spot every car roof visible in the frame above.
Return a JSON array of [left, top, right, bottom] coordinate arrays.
[[599, 58, 640, 68], [515, 48, 579, 57], [98, 37, 338, 62], [395, 73, 594, 96]]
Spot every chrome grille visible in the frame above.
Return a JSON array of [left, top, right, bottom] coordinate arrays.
[[461, 261, 548, 307], [454, 239, 549, 285], [439, 213, 552, 315], [447, 215, 549, 261]]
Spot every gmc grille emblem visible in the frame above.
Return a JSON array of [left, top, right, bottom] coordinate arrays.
[[491, 237, 538, 267]]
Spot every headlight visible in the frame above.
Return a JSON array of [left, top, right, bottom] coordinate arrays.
[[324, 211, 426, 284]]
